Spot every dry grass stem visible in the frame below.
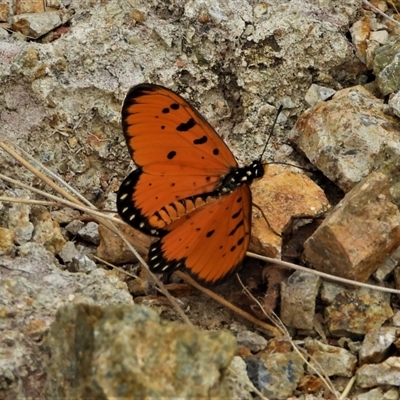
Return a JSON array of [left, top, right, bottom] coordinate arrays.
[[237, 275, 340, 400]]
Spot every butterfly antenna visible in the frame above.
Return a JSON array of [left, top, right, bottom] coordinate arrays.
[[259, 105, 283, 162]]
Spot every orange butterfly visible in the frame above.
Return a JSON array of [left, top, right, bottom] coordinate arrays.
[[117, 84, 264, 285]]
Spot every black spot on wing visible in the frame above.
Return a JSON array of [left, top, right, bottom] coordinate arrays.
[[167, 151, 177, 160], [176, 118, 196, 132], [232, 209, 242, 219], [170, 103, 180, 110], [193, 135, 208, 145], [206, 229, 215, 238], [162, 107, 170, 114], [229, 220, 244, 236], [213, 148, 219, 155]]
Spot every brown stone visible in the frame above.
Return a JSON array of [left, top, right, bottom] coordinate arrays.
[[303, 172, 400, 282], [250, 165, 329, 258], [0, 227, 15, 255], [97, 221, 153, 265], [290, 86, 400, 192], [11, 11, 62, 38], [15, 0, 45, 15], [325, 291, 393, 338], [0, 4, 9, 21]]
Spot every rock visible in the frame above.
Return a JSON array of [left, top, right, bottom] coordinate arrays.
[[0, 3, 9, 21], [290, 86, 400, 192], [359, 327, 400, 365], [250, 165, 329, 259], [31, 208, 66, 254], [15, 0, 45, 14], [369, 30, 389, 45], [373, 245, 400, 282], [356, 357, 400, 388], [65, 219, 84, 236], [373, 36, 400, 95], [304, 338, 357, 377], [46, 304, 236, 398], [97, 222, 152, 265], [11, 11, 63, 39], [225, 356, 256, 400], [389, 90, 400, 118], [325, 291, 393, 339], [69, 255, 97, 273], [50, 209, 81, 225], [280, 271, 321, 330], [245, 352, 304, 399], [77, 221, 100, 245], [320, 280, 391, 305], [59, 241, 80, 263], [0, 227, 15, 255], [392, 308, 400, 326], [303, 173, 400, 282], [304, 83, 336, 106], [236, 330, 268, 353], [353, 387, 385, 400], [0, 243, 133, 399], [349, 15, 371, 63], [7, 202, 34, 245]]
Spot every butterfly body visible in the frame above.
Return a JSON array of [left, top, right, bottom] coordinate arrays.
[[117, 83, 264, 284]]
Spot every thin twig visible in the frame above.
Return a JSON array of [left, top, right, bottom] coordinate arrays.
[[13, 142, 95, 208], [362, 0, 400, 27], [237, 275, 340, 400], [247, 251, 400, 295], [177, 272, 281, 337], [0, 141, 192, 326]]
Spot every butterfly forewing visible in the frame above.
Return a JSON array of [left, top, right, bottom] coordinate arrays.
[[118, 84, 240, 234], [148, 185, 252, 284], [122, 84, 237, 172]]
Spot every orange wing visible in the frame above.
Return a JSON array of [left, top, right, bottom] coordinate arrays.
[[117, 84, 238, 234], [117, 83, 262, 285], [147, 185, 252, 285]]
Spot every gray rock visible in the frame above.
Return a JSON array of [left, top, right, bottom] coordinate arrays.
[[356, 357, 400, 388], [245, 352, 304, 399], [7, 202, 33, 245], [325, 291, 393, 339], [11, 11, 63, 39], [290, 86, 400, 193], [305, 338, 357, 377], [46, 304, 236, 399], [0, 243, 133, 399], [78, 222, 100, 245], [236, 330, 268, 353], [374, 36, 400, 95], [280, 271, 321, 330], [359, 327, 399, 365]]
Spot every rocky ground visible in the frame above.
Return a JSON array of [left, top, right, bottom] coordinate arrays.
[[1, 0, 400, 399]]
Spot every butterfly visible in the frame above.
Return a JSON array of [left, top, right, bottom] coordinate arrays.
[[117, 83, 265, 285]]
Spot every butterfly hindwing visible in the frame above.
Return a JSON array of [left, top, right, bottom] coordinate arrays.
[[148, 185, 252, 285]]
